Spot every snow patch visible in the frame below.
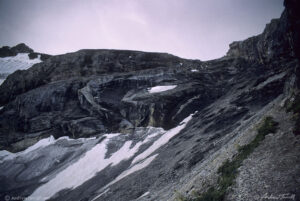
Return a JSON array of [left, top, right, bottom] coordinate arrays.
[[132, 113, 194, 165], [0, 136, 56, 162], [92, 155, 157, 201], [0, 53, 42, 85], [23, 136, 56, 154], [0, 135, 97, 163], [92, 112, 195, 200], [21, 112, 195, 201], [139, 191, 150, 199], [56, 136, 97, 141], [0, 53, 41, 74], [113, 154, 157, 185], [148, 85, 177, 93], [0, 150, 13, 158], [93, 188, 110, 200], [191, 69, 199, 72], [27, 133, 149, 201]]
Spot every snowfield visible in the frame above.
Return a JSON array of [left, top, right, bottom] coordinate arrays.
[[0, 53, 41, 85], [0, 113, 195, 201], [148, 85, 177, 93]]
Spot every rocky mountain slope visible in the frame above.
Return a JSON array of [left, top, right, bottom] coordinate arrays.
[[0, 0, 299, 201]]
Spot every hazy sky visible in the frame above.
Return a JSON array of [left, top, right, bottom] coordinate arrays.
[[0, 0, 284, 60]]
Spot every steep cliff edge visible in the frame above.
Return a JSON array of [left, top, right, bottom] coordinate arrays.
[[0, 1, 299, 201]]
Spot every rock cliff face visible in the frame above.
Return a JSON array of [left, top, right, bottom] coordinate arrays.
[[0, 1, 299, 201]]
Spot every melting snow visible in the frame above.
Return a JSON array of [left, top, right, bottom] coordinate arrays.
[[132, 113, 194, 164], [139, 191, 150, 198], [0, 150, 13, 158], [23, 136, 56, 154], [26, 133, 149, 201], [92, 155, 157, 201], [0, 53, 41, 74], [148, 85, 177, 93], [0, 136, 56, 162], [0, 53, 42, 85], [21, 112, 196, 201], [92, 113, 195, 200], [0, 135, 97, 163], [111, 154, 157, 186]]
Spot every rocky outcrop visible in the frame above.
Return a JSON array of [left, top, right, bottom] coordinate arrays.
[[0, 50, 206, 151], [0, 0, 299, 201], [0, 43, 33, 57], [0, 43, 51, 61], [226, 17, 292, 63]]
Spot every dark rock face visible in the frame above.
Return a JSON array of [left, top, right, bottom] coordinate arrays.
[[226, 16, 293, 63], [0, 50, 207, 150], [28, 52, 51, 61], [0, 46, 14, 58], [0, 43, 33, 57], [0, 50, 196, 105], [0, 43, 51, 61], [0, 1, 299, 201], [10, 43, 34, 54]]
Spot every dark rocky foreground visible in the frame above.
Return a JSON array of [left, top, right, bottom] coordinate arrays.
[[0, 0, 300, 201]]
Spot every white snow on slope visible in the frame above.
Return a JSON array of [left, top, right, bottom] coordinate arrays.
[[0, 150, 13, 158], [16, 112, 195, 201], [26, 133, 152, 201], [0, 136, 56, 162], [23, 136, 56, 154], [0, 53, 41, 85], [0, 53, 41, 74], [0, 135, 97, 163], [191, 69, 199, 72], [91, 155, 158, 201], [139, 191, 150, 199], [92, 112, 195, 200], [132, 113, 194, 164], [148, 85, 177, 93], [111, 154, 157, 186]]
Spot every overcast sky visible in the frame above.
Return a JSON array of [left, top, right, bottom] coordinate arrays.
[[0, 0, 284, 60]]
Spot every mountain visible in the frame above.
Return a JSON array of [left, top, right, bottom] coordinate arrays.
[[0, 0, 299, 201], [0, 43, 51, 85]]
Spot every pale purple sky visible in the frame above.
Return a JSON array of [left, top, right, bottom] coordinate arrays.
[[0, 0, 284, 60]]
